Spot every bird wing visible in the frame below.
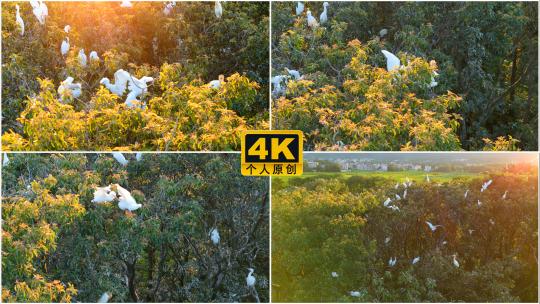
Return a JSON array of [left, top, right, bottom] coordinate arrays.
[[114, 70, 131, 92], [381, 50, 400, 71]]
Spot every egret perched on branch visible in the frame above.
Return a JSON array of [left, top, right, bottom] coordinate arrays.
[[58, 77, 82, 101], [412, 256, 420, 264], [208, 75, 225, 89], [320, 2, 329, 25], [477, 199, 482, 207], [100, 69, 131, 96], [215, 1, 222, 19], [15, 5, 24, 36], [97, 292, 111, 303], [426, 221, 442, 232], [3, 153, 9, 167], [61, 37, 70, 56], [395, 194, 401, 200], [403, 189, 407, 199], [246, 268, 256, 287], [163, 2, 174, 15], [480, 179, 492, 192], [285, 68, 302, 80], [89, 51, 99, 61], [30, 0, 47, 25], [383, 197, 391, 207], [350, 291, 361, 297], [210, 228, 220, 245], [112, 152, 128, 166], [388, 205, 400, 211], [394, 182, 399, 189], [115, 184, 141, 212], [126, 75, 154, 107], [379, 28, 388, 37], [385, 237, 390, 244], [64, 25, 71, 33], [464, 189, 469, 199], [388, 257, 397, 267], [381, 50, 400, 72], [296, 2, 304, 15], [331, 272, 338, 278], [452, 254, 459, 268], [92, 186, 116, 203], [430, 70, 439, 88], [78, 49, 87, 67], [426, 174, 430, 183], [502, 190, 508, 200], [306, 10, 318, 29], [136, 152, 143, 161], [120, 0, 133, 8]]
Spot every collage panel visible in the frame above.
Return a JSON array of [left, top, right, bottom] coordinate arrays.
[[1, 1, 269, 151], [271, 1, 538, 151], [272, 152, 538, 302], [1, 153, 269, 302]]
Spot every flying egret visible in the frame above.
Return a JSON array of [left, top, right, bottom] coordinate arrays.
[[331, 272, 338, 278], [58, 77, 82, 101], [296, 2, 304, 15], [92, 186, 117, 203], [285, 68, 302, 80], [64, 25, 71, 33], [379, 28, 388, 37], [97, 292, 111, 303], [306, 10, 318, 29], [381, 50, 400, 72], [112, 152, 128, 166], [215, 1, 222, 19], [246, 268, 256, 287], [89, 51, 100, 61], [426, 221, 442, 232], [100, 69, 131, 96], [412, 256, 420, 264], [320, 2, 329, 25], [480, 179, 493, 192], [115, 184, 142, 212], [61, 37, 70, 56], [209, 74, 225, 89], [3, 153, 9, 166], [210, 228, 220, 245], [383, 197, 391, 207], [78, 49, 87, 67], [126, 75, 154, 107], [388, 257, 397, 267], [452, 254, 459, 268], [120, 0, 133, 8], [464, 189, 469, 199], [502, 190, 507, 200], [350, 291, 361, 297], [15, 5, 24, 36], [136, 152, 143, 161]]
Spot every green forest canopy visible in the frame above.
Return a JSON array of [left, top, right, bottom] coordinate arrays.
[[272, 1, 538, 151], [2, 153, 269, 302], [1, 1, 269, 151]]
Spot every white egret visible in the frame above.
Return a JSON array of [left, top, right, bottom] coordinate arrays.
[[381, 50, 400, 72], [426, 221, 442, 232], [480, 179, 493, 192], [112, 152, 128, 166], [271, 75, 288, 97], [452, 254, 459, 268], [331, 272, 338, 278], [403, 189, 407, 199], [477, 200, 482, 207], [388, 205, 400, 211], [115, 184, 142, 212], [464, 189, 469, 199], [285, 68, 302, 80], [395, 194, 401, 200], [208, 74, 225, 89], [92, 186, 117, 203], [120, 1, 133, 8], [64, 25, 71, 33], [379, 28, 388, 37], [394, 182, 399, 189], [383, 197, 391, 207], [210, 228, 220, 245], [502, 190, 507, 200], [296, 2, 304, 15], [136, 152, 143, 161], [426, 174, 430, 182], [246, 268, 256, 287], [89, 51, 99, 61], [15, 5, 24, 36], [468, 229, 474, 235], [100, 69, 131, 96], [97, 292, 111, 303], [3, 153, 9, 166], [30, 0, 46, 25], [489, 219, 495, 225], [385, 237, 391, 244], [126, 75, 154, 107], [349, 291, 361, 297], [388, 257, 397, 267], [78, 49, 87, 67], [402, 182, 408, 188], [58, 77, 82, 101], [412, 256, 420, 264], [61, 37, 70, 56], [430, 71, 439, 88], [163, 2, 173, 15], [306, 10, 318, 29], [320, 2, 329, 25], [215, 1, 222, 19]]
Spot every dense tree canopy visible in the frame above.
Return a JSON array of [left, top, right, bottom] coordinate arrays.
[[272, 1, 538, 151], [272, 166, 538, 302], [2, 153, 269, 302], [2, 1, 269, 151]]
